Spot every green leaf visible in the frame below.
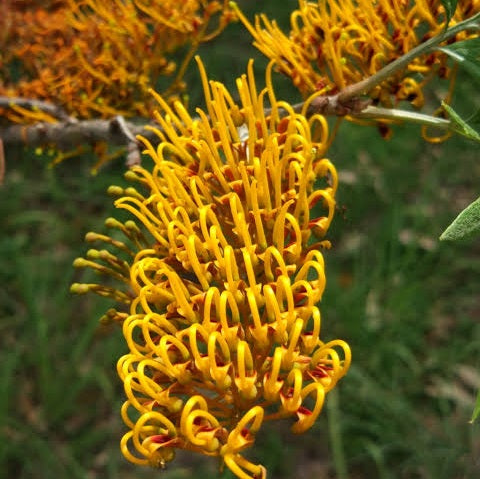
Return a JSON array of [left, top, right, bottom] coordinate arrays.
[[440, 0, 458, 27], [440, 196, 480, 241], [442, 102, 480, 143], [470, 389, 480, 423], [439, 37, 480, 79]]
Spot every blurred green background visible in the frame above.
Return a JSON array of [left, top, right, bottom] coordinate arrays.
[[1, 2, 480, 478]]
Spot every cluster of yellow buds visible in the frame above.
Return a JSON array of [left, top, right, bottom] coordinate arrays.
[[72, 57, 350, 478], [0, 0, 234, 122], [234, 0, 480, 109]]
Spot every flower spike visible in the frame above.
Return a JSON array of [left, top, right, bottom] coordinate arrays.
[[73, 56, 351, 477]]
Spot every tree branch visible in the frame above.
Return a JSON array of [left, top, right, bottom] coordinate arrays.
[[0, 117, 158, 152]]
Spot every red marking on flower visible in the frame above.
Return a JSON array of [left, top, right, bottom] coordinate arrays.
[[309, 193, 327, 210], [183, 17, 197, 34], [378, 123, 392, 139], [425, 53, 436, 66], [221, 165, 235, 181], [165, 309, 180, 320], [197, 424, 216, 433], [277, 117, 290, 134], [232, 142, 248, 160], [308, 365, 333, 379], [308, 217, 327, 229], [231, 180, 245, 196], [282, 387, 294, 399], [253, 143, 263, 158], [438, 66, 448, 79], [153, 373, 172, 384], [217, 193, 231, 206], [297, 406, 312, 416], [293, 290, 308, 303], [314, 78, 328, 91], [150, 434, 173, 444]]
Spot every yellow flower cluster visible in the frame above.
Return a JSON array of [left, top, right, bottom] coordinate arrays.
[[72, 58, 350, 478], [1, 0, 234, 121], [235, 0, 480, 108]]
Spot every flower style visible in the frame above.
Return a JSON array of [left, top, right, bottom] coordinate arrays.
[[234, 0, 480, 109], [72, 57, 351, 478], [0, 0, 234, 122]]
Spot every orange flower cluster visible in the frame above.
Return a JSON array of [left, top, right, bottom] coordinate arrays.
[[72, 58, 350, 478], [235, 0, 480, 108], [0, 0, 234, 122]]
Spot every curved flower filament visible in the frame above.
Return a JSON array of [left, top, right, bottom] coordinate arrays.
[[282, 318, 304, 370], [310, 339, 352, 391], [234, 341, 257, 400], [180, 396, 222, 452], [208, 331, 233, 389], [281, 368, 304, 413], [291, 382, 325, 434], [156, 335, 192, 384], [223, 453, 267, 479], [184, 323, 211, 378], [122, 410, 177, 466], [219, 290, 243, 349]]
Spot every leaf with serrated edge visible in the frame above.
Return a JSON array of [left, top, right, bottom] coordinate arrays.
[[440, 196, 480, 241]]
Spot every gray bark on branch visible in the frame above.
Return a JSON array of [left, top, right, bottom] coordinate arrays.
[[0, 117, 158, 151]]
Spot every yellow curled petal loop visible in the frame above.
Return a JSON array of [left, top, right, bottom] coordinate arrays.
[[263, 347, 285, 402], [281, 368, 304, 413], [208, 331, 233, 389], [234, 341, 258, 400], [291, 382, 325, 434]]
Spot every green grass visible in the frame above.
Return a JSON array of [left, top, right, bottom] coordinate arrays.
[[2, 2, 480, 478]]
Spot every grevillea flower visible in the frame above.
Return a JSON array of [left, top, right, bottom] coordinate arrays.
[[234, 0, 480, 109], [0, 0, 234, 122], [72, 57, 351, 478]]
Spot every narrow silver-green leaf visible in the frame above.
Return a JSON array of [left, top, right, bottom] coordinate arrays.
[[470, 389, 480, 423], [439, 37, 480, 79], [440, 196, 480, 241], [440, 0, 458, 27], [442, 102, 480, 143]]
